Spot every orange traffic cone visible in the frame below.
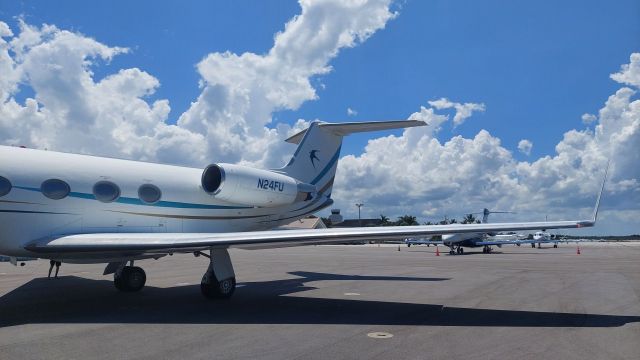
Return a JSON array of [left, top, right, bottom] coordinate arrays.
[[436, 246, 440, 256], [577, 246, 581, 255]]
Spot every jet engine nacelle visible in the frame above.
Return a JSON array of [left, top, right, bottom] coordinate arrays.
[[201, 163, 316, 207]]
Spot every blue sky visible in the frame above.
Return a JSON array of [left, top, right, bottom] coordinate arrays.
[[1, 1, 639, 234], [4, 0, 637, 158]]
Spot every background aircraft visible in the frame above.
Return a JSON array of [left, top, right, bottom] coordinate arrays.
[[405, 209, 527, 254], [0, 120, 605, 299]]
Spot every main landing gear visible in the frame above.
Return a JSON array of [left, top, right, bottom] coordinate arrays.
[[106, 248, 237, 299], [482, 245, 493, 254], [195, 248, 236, 299]]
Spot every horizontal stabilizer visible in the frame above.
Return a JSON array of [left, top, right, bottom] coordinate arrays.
[[285, 120, 426, 144]]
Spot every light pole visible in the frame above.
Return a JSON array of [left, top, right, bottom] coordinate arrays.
[[355, 203, 364, 226]]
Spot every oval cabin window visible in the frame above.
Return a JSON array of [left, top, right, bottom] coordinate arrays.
[[138, 184, 161, 204], [41, 179, 70, 200], [0, 176, 11, 197], [93, 181, 121, 203]]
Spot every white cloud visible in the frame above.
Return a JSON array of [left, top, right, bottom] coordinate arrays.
[[428, 97, 486, 127], [0, 1, 396, 167], [517, 139, 532, 156], [0, 22, 12, 37], [581, 113, 597, 124], [347, 107, 358, 116], [331, 55, 640, 234], [177, 0, 397, 167], [610, 53, 640, 88]]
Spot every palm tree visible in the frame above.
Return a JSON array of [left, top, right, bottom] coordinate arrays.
[[379, 214, 390, 226], [396, 215, 418, 226], [462, 213, 477, 224]]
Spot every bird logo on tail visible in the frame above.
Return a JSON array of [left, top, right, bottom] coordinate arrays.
[[309, 150, 320, 169]]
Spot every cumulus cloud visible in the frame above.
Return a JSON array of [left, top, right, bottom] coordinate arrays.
[[177, 0, 397, 167], [0, 20, 208, 164], [581, 113, 597, 124], [332, 55, 640, 234], [610, 53, 640, 87], [347, 107, 358, 116], [428, 97, 486, 127], [517, 139, 533, 156], [0, 0, 396, 167]]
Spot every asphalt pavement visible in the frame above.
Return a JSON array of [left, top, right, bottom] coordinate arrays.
[[1, 242, 639, 359]]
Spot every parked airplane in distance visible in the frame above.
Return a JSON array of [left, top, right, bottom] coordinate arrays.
[[517, 231, 560, 248], [405, 209, 527, 254], [0, 120, 606, 299]]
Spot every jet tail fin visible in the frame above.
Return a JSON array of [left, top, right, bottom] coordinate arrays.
[[280, 120, 426, 197]]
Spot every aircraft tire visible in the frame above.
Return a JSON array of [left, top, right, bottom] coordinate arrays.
[[114, 266, 146, 292], [201, 276, 236, 299]]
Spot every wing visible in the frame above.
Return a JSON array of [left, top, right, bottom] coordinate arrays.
[[25, 218, 594, 257], [25, 165, 607, 259]]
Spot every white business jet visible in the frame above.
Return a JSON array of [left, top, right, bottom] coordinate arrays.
[[524, 230, 556, 248], [0, 120, 605, 299]]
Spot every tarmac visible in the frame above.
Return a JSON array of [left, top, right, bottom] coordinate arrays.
[[1, 242, 639, 360]]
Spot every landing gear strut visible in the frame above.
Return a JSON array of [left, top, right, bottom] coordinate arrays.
[[114, 265, 146, 292], [198, 248, 236, 299], [482, 245, 492, 253]]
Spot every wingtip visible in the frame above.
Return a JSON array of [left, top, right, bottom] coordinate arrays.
[[591, 160, 610, 223]]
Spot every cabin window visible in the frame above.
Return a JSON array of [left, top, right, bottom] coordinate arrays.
[[41, 179, 70, 200], [0, 176, 11, 197], [138, 184, 161, 204], [93, 181, 121, 203]]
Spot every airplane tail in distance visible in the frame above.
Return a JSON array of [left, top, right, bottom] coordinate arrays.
[[479, 209, 514, 223], [279, 120, 426, 198]]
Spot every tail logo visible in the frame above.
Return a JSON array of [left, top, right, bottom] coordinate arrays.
[[309, 150, 320, 169]]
